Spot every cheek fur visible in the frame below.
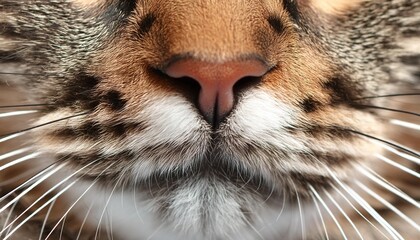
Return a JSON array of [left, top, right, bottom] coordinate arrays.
[[0, 0, 419, 239]]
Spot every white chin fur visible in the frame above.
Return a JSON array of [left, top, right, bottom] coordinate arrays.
[[73, 176, 314, 240]]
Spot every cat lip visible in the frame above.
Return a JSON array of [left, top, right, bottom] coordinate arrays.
[[130, 154, 280, 200]]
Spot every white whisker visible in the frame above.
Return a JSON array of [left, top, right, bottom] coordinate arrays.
[[309, 185, 348, 240], [95, 181, 119, 240], [76, 203, 94, 240], [39, 200, 56, 240], [146, 223, 164, 240], [1, 161, 94, 236], [323, 189, 364, 240], [58, 215, 67, 240], [2, 177, 82, 240], [0, 164, 64, 213], [375, 154, 420, 178], [0, 152, 41, 172], [0, 110, 38, 118], [331, 185, 390, 240], [390, 119, 420, 131], [1, 200, 18, 238], [0, 147, 32, 161], [376, 142, 420, 164], [326, 168, 403, 240], [133, 171, 145, 223], [0, 164, 57, 204], [292, 182, 306, 240], [45, 162, 115, 240], [358, 165, 420, 208], [355, 181, 420, 231], [244, 215, 265, 240], [311, 190, 329, 240], [275, 191, 286, 221], [0, 132, 26, 143]]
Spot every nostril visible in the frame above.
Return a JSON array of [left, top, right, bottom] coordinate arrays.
[[162, 57, 270, 126], [232, 76, 262, 98]]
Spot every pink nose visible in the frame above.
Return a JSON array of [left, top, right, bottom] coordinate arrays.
[[164, 58, 269, 124]]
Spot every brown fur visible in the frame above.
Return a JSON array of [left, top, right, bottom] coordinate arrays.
[[0, 0, 419, 239]]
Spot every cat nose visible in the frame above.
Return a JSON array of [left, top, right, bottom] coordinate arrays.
[[164, 58, 269, 125]]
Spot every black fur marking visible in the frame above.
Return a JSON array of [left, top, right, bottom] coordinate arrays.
[[282, 0, 300, 22], [0, 23, 26, 39], [138, 13, 156, 37], [50, 121, 145, 140], [104, 122, 146, 137], [402, 28, 420, 38], [58, 150, 136, 168], [0, 50, 22, 63], [303, 151, 354, 166], [51, 121, 101, 139], [79, 121, 102, 139], [323, 76, 356, 105], [267, 15, 285, 34], [301, 98, 321, 113], [106, 123, 128, 136], [58, 73, 101, 110], [400, 55, 420, 66], [51, 127, 78, 138], [102, 90, 127, 111], [298, 125, 354, 140], [101, 0, 137, 28], [288, 171, 331, 194]]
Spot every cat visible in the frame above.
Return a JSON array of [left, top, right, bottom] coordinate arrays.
[[0, 0, 419, 239]]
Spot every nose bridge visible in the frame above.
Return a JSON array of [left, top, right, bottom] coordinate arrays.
[[165, 0, 259, 61]]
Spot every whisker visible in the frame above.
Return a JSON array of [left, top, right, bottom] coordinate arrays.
[[331, 185, 390, 240], [0, 72, 50, 76], [133, 171, 145, 223], [292, 182, 306, 240], [1, 200, 18, 238], [323, 189, 364, 240], [353, 93, 420, 100], [309, 185, 348, 240], [95, 181, 119, 240], [357, 165, 420, 208], [375, 154, 420, 178], [0, 104, 53, 109], [59, 215, 67, 240], [0, 164, 57, 203], [356, 105, 420, 117], [0, 161, 97, 235], [275, 191, 286, 221], [2, 160, 99, 239], [0, 163, 64, 213], [347, 130, 420, 158], [243, 216, 265, 240], [76, 203, 94, 240], [0, 132, 26, 143], [146, 223, 165, 240], [326, 168, 403, 240], [0, 152, 41, 172], [355, 181, 420, 231], [0, 110, 38, 118], [0, 147, 32, 161], [377, 142, 420, 165], [39, 199, 56, 240], [390, 119, 420, 131], [0, 112, 88, 140], [45, 162, 115, 240], [311, 192, 329, 240], [1, 176, 83, 240]]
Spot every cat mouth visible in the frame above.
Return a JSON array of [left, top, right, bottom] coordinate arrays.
[[135, 153, 282, 201]]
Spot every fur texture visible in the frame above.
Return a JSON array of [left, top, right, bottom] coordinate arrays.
[[0, 0, 419, 239]]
